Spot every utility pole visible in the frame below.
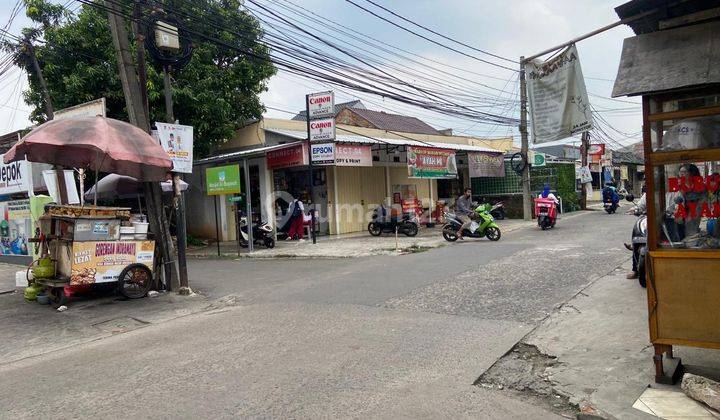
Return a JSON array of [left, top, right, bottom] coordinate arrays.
[[580, 132, 589, 210], [105, 0, 180, 291], [163, 64, 191, 294], [519, 56, 532, 221], [25, 39, 54, 120]]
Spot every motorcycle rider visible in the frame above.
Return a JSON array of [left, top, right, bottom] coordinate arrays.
[[538, 184, 559, 206], [455, 188, 475, 240]]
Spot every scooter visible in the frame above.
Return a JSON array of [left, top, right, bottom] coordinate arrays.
[[534, 198, 557, 230], [442, 204, 501, 242], [238, 215, 275, 248], [368, 205, 419, 237], [603, 186, 620, 214], [624, 194, 647, 288]]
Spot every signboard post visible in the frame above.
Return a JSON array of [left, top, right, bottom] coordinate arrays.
[[206, 164, 241, 256], [305, 91, 335, 244]]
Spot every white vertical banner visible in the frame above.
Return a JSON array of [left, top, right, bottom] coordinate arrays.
[[525, 44, 592, 144], [155, 122, 194, 173]]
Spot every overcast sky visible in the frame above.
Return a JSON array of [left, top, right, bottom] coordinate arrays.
[[0, 0, 641, 148]]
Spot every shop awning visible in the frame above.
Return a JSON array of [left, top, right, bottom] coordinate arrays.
[[265, 128, 503, 154], [194, 141, 304, 165]]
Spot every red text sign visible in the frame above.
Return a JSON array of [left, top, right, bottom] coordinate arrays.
[[267, 143, 308, 170]]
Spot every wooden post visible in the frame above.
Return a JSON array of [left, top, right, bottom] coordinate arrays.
[[519, 56, 532, 221]]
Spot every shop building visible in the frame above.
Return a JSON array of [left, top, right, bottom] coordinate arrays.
[[186, 116, 512, 241]]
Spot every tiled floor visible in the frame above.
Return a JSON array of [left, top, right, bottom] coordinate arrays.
[[633, 387, 720, 418]]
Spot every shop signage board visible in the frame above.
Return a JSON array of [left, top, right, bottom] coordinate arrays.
[[407, 146, 458, 179], [532, 151, 547, 167], [0, 199, 31, 256], [267, 143, 308, 170], [620, 165, 629, 180], [155, 122, 194, 173], [311, 143, 335, 165], [307, 91, 334, 119], [70, 240, 155, 285], [588, 143, 605, 156], [206, 164, 241, 196], [468, 152, 505, 177], [309, 118, 336, 142], [577, 166, 593, 183], [524, 44, 593, 144], [335, 144, 372, 166], [0, 153, 29, 195]]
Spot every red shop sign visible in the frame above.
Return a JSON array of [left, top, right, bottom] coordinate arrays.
[[266, 143, 308, 170]]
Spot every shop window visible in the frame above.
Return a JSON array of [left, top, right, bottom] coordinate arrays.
[[651, 161, 720, 249], [651, 115, 720, 152]]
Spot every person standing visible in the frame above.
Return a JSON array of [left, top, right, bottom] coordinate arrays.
[[286, 198, 305, 242]]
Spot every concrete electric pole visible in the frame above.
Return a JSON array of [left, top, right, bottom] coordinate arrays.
[[519, 56, 532, 221]]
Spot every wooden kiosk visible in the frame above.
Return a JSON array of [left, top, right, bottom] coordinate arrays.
[[613, 2, 720, 383]]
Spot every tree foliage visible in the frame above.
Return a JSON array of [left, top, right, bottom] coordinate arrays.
[[4, 0, 276, 157]]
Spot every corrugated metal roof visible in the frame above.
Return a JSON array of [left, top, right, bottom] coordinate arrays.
[[265, 128, 502, 153], [194, 141, 304, 165], [612, 21, 720, 97]]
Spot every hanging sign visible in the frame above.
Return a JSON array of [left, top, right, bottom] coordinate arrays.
[[620, 165, 629, 180], [155, 122, 194, 173], [577, 166, 593, 183], [468, 152, 505, 177], [335, 144, 372, 166], [531, 151, 547, 167], [205, 164, 241, 196], [0, 153, 29, 196], [311, 143, 335, 165], [309, 118, 336, 141], [307, 91, 334, 119], [407, 147, 458, 179], [525, 44, 593, 144], [266, 143, 308, 170], [587, 143, 605, 156]]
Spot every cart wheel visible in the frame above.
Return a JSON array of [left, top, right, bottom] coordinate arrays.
[[118, 264, 153, 299], [49, 287, 67, 307]]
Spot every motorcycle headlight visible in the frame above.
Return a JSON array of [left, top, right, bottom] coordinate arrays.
[[640, 218, 647, 234]]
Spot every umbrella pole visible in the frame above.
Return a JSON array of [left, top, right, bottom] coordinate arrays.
[[78, 169, 85, 206], [94, 166, 99, 206]]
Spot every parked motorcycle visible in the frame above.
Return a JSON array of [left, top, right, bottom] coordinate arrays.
[[624, 194, 647, 288], [489, 201, 506, 220], [442, 204, 501, 242], [368, 205, 419, 237], [239, 214, 275, 249], [534, 198, 557, 230]]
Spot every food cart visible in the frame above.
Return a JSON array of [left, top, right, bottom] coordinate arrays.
[[30, 204, 155, 305], [612, 3, 720, 383]]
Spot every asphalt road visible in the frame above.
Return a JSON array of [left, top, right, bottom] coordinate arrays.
[[0, 210, 634, 419]]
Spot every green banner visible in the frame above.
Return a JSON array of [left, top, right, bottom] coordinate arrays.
[[206, 164, 241, 196]]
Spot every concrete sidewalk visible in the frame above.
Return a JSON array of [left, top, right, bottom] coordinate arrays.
[[0, 263, 23, 294], [188, 218, 534, 259]]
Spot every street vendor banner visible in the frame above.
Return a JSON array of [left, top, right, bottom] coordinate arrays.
[[407, 146, 458, 179], [267, 143, 308, 170], [468, 152, 505, 177], [70, 241, 154, 285], [156, 122, 194, 173], [525, 44, 593, 144]]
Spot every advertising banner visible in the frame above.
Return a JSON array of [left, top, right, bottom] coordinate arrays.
[[468, 152, 504, 178], [309, 118, 336, 141], [407, 147, 458, 179], [335, 144, 372, 166], [267, 143, 308, 170], [156, 122, 194, 173], [0, 199, 30, 256], [577, 166, 593, 183], [307, 91, 334, 119], [70, 240, 155, 285], [525, 44, 593, 144], [205, 164, 241, 196], [311, 143, 335, 165], [587, 143, 605, 156], [0, 153, 29, 195]]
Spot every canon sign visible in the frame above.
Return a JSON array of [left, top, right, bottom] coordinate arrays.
[[307, 91, 335, 119], [309, 117, 336, 141]]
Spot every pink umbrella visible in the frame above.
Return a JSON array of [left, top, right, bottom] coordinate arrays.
[[4, 116, 172, 181]]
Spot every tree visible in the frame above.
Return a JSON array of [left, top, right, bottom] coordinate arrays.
[[4, 0, 276, 158]]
